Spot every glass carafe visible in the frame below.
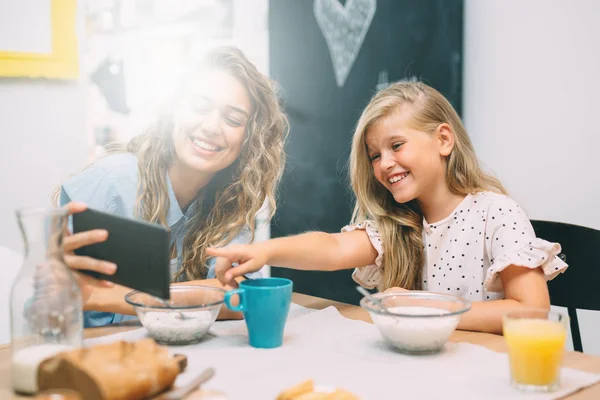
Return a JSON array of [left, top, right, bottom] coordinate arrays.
[[10, 208, 83, 394]]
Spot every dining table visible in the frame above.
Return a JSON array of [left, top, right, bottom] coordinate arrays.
[[1, 293, 599, 399]]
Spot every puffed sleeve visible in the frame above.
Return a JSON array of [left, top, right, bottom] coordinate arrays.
[[341, 220, 384, 290], [483, 196, 568, 292]]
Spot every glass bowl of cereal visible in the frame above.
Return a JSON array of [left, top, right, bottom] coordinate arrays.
[[360, 291, 471, 354], [125, 285, 226, 345]]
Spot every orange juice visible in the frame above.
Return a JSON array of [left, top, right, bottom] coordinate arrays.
[[504, 318, 566, 387]]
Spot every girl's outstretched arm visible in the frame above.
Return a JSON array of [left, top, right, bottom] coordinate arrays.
[[207, 230, 378, 287]]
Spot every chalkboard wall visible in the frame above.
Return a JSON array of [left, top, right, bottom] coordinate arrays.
[[268, 0, 464, 305]]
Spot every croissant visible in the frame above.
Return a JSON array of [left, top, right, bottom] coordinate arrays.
[[276, 380, 360, 400]]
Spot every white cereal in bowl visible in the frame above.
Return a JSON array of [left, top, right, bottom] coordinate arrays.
[[142, 310, 214, 345], [371, 306, 460, 353]]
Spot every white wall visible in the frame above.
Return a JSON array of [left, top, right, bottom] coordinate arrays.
[[0, 2, 87, 254], [0, 79, 88, 252], [0, 2, 87, 344], [464, 0, 600, 353]]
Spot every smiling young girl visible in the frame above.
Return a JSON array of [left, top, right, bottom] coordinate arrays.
[[207, 81, 567, 334]]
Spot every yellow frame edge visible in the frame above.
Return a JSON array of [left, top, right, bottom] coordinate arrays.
[[0, 0, 79, 79]]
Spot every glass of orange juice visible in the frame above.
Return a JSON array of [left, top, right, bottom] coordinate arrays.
[[503, 309, 568, 392]]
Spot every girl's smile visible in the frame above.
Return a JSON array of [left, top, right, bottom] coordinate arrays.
[[386, 171, 410, 185]]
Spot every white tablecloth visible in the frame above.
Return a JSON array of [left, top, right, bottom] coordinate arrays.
[[86, 305, 600, 399]]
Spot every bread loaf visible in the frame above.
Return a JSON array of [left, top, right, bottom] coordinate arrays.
[[38, 339, 184, 400]]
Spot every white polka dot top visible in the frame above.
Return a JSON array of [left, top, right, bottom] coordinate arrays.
[[342, 191, 568, 301]]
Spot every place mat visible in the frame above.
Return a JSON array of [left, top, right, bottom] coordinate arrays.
[[86, 306, 600, 399]]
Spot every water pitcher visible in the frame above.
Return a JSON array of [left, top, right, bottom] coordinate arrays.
[[10, 208, 83, 393]]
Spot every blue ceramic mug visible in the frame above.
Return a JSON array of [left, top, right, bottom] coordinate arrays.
[[224, 278, 293, 348]]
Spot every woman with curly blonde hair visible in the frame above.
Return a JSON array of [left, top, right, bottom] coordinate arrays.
[[57, 46, 288, 326]]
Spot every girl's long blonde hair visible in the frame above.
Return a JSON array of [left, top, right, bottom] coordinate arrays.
[[349, 81, 506, 291], [56, 46, 288, 280]]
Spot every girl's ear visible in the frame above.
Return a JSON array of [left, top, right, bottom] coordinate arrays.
[[436, 123, 455, 157]]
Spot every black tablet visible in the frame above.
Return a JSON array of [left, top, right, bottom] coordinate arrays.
[[72, 208, 171, 299]]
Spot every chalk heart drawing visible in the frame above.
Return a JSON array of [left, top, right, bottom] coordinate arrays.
[[314, 0, 377, 87]]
